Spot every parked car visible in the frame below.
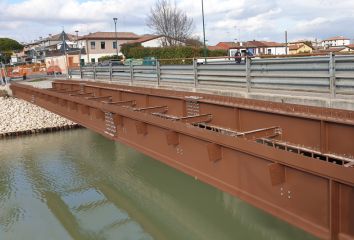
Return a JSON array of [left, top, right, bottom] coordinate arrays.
[[110, 60, 124, 66], [97, 60, 123, 67], [47, 66, 62, 75]]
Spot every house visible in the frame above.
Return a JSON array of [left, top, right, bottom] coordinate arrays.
[[127, 34, 186, 47], [22, 31, 78, 63], [78, 32, 140, 64], [207, 42, 239, 51], [339, 44, 354, 53], [45, 51, 81, 74], [227, 41, 288, 56], [42, 32, 83, 74], [288, 41, 313, 54], [313, 47, 346, 55], [208, 40, 287, 56], [10, 51, 27, 64], [321, 36, 351, 48]]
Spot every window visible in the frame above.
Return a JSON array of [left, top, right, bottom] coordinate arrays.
[[90, 41, 95, 49], [91, 58, 95, 63], [101, 41, 105, 49], [113, 41, 117, 49], [267, 49, 272, 55]]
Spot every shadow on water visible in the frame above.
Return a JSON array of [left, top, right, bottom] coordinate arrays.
[[0, 129, 318, 240]]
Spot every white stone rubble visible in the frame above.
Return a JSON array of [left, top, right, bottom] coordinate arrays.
[[0, 96, 76, 135]]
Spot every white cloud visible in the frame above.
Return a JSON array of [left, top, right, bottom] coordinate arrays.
[[0, 0, 354, 44]]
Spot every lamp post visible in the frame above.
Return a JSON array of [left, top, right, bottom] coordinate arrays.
[[201, 0, 207, 62], [75, 30, 79, 48], [75, 30, 81, 68], [113, 17, 119, 59]]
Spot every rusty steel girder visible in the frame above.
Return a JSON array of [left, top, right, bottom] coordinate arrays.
[[10, 80, 354, 240]]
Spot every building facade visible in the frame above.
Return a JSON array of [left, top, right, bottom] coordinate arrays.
[[321, 36, 351, 48], [78, 32, 140, 64], [127, 35, 186, 47], [228, 41, 288, 56], [22, 32, 78, 63], [288, 42, 313, 54]]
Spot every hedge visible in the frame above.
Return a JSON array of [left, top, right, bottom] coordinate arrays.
[[121, 44, 228, 64], [98, 55, 124, 62]]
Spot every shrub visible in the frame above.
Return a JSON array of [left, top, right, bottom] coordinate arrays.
[[98, 55, 124, 62]]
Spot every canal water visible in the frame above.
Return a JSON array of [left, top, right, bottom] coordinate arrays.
[[0, 129, 318, 240]]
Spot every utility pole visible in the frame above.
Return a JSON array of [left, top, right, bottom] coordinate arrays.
[[113, 17, 119, 59], [201, 0, 207, 62], [62, 30, 68, 76]]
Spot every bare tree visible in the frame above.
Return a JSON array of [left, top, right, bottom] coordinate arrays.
[[147, 0, 194, 46]]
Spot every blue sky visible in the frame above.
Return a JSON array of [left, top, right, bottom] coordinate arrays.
[[0, 0, 353, 44]]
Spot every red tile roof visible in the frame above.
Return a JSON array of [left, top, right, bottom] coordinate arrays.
[[289, 45, 300, 51], [207, 45, 225, 50], [346, 44, 354, 49], [79, 32, 140, 40], [314, 47, 346, 53], [47, 33, 77, 41], [217, 42, 240, 49], [232, 41, 285, 48], [128, 34, 161, 44], [208, 41, 285, 50], [289, 42, 313, 50], [323, 36, 350, 41]]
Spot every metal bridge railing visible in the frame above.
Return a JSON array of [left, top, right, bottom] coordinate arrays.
[[68, 54, 354, 98]]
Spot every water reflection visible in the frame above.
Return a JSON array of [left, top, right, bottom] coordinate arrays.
[[0, 129, 318, 240]]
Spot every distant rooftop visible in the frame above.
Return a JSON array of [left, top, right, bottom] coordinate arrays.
[[127, 34, 161, 44], [208, 41, 285, 50], [79, 32, 140, 40], [322, 36, 350, 41]]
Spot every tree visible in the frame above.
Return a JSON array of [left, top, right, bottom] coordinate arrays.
[[120, 42, 142, 58], [185, 37, 203, 47], [147, 0, 194, 46], [0, 38, 23, 52], [0, 38, 23, 63], [303, 41, 313, 49]]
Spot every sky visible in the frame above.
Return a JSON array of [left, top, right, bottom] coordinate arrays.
[[0, 0, 353, 45]]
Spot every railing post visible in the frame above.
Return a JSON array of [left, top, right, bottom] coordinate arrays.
[[93, 65, 96, 81], [80, 65, 83, 80], [329, 52, 336, 98], [130, 61, 134, 85], [156, 60, 161, 87], [246, 57, 251, 92], [109, 62, 112, 82], [193, 58, 198, 88]]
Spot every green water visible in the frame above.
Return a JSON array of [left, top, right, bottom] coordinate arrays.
[[0, 129, 318, 240]]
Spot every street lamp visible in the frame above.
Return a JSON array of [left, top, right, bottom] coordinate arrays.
[[75, 30, 79, 48], [201, 0, 207, 62], [75, 30, 81, 68], [113, 17, 119, 59]]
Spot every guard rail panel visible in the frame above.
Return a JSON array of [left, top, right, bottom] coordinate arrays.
[[69, 55, 354, 96]]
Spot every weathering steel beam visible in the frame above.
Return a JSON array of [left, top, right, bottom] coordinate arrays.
[[10, 81, 354, 240]]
